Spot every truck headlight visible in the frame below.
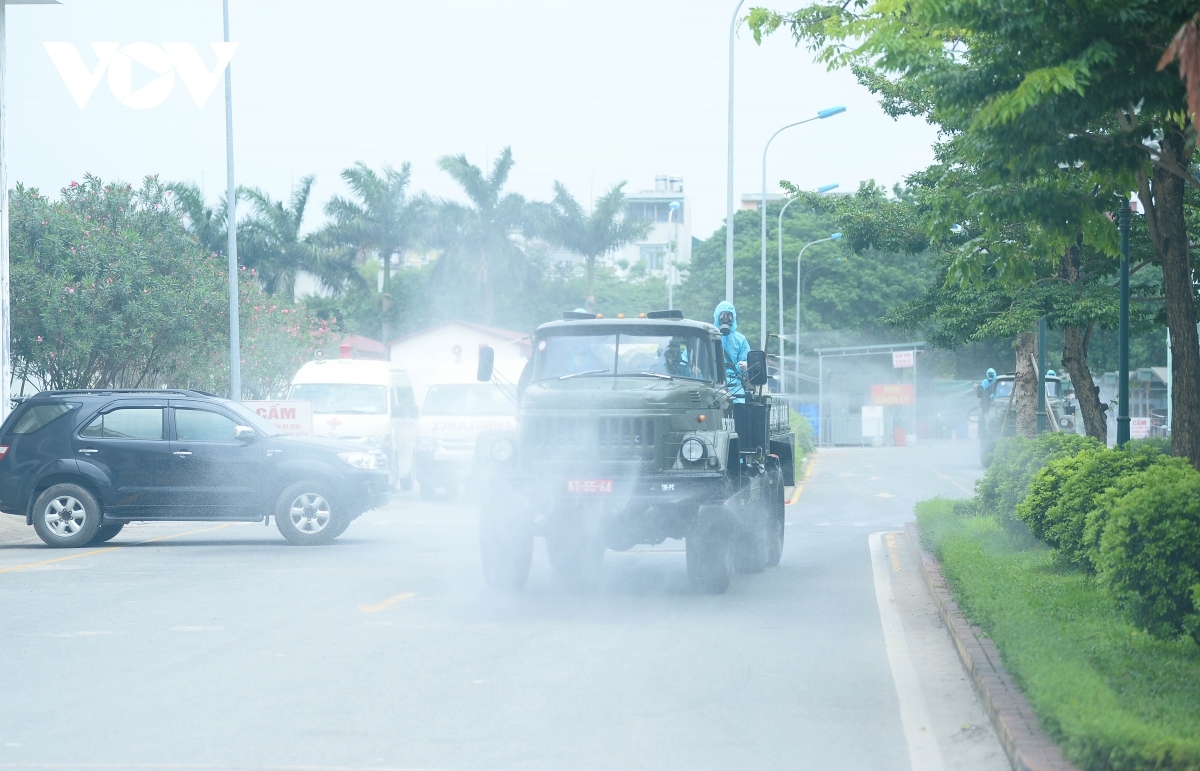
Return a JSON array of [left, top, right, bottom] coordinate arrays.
[[415, 436, 437, 453], [490, 438, 514, 462], [680, 437, 706, 463], [338, 451, 386, 470]]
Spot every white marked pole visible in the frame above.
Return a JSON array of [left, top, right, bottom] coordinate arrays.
[[0, 3, 10, 420], [223, 0, 241, 401], [868, 532, 946, 771], [724, 0, 746, 303]]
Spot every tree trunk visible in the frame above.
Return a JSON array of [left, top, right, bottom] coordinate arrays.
[[1153, 132, 1200, 469], [1062, 324, 1106, 440], [585, 256, 596, 312], [380, 251, 391, 344], [1015, 329, 1039, 438], [1057, 244, 1106, 441]]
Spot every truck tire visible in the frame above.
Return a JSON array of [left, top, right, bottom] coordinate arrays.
[[765, 463, 786, 568], [980, 437, 995, 467], [89, 522, 125, 544], [479, 499, 533, 591], [32, 483, 103, 548], [275, 482, 343, 545], [687, 504, 732, 593]]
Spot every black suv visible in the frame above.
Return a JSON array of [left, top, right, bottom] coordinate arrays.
[[0, 390, 390, 548]]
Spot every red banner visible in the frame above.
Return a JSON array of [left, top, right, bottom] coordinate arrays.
[[871, 384, 915, 406]]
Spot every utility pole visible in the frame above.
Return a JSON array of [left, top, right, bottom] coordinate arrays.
[[1117, 199, 1131, 446], [1037, 318, 1047, 433], [223, 0, 241, 401]]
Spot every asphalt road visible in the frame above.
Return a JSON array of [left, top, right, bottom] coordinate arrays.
[[0, 442, 1009, 771]]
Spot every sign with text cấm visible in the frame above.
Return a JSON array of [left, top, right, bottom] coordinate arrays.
[[243, 400, 313, 436], [870, 384, 915, 406]]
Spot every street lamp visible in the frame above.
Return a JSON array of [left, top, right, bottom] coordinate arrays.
[[794, 232, 841, 391], [777, 183, 837, 391], [0, 0, 60, 422], [667, 200, 680, 310], [759, 107, 845, 348], [1117, 199, 1131, 446], [222, 0, 241, 401], [724, 0, 748, 304]]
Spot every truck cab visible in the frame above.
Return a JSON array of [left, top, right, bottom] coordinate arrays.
[[473, 311, 795, 593]]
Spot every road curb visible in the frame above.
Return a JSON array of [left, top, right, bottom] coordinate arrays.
[[905, 523, 1079, 771]]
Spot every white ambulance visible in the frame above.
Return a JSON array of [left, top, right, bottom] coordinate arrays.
[[288, 358, 419, 489], [414, 359, 522, 498]]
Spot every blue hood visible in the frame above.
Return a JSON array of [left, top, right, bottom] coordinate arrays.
[[714, 301, 738, 334]]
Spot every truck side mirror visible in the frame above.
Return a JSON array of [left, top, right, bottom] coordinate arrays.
[[477, 345, 495, 382], [746, 350, 768, 386]]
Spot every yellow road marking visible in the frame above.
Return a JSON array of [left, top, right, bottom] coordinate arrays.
[[788, 455, 817, 505], [358, 591, 416, 614], [0, 523, 235, 575], [934, 468, 972, 494], [885, 531, 903, 572]]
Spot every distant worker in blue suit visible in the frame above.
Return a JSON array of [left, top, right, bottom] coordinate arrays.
[[977, 367, 998, 414]]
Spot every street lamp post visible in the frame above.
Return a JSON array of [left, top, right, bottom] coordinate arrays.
[[724, 0, 748, 304], [759, 107, 845, 348], [776, 183, 836, 391], [0, 0, 59, 422], [1117, 199, 1131, 446], [223, 0, 241, 402], [667, 200, 680, 310], [794, 233, 841, 390]]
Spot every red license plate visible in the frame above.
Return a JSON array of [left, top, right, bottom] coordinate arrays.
[[566, 479, 613, 494]]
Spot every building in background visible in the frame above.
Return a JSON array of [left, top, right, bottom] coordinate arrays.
[[740, 192, 786, 211], [608, 176, 691, 280]]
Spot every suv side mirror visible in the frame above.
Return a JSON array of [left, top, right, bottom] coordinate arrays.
[[477, 345, 495, 382], [746, 350, 768, 387], [234, 425, 256, 442]]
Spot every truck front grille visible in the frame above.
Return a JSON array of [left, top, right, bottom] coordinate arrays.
[[523, 415, 656, 458]]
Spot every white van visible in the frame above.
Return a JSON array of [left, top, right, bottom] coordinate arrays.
[[288, 359, 419, 489], [414, 360, 522, 498]]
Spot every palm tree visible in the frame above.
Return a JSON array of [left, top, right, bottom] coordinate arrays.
[[168, 182, 228, 257], [323, 162, 425, 342], [431, 147, 530, 324], [540, 181, 651, 311], [238, 175, 357, 300]]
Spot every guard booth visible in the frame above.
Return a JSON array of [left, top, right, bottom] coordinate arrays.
[[814, 343, 926, 447]]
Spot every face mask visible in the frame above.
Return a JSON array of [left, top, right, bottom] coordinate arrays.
[[718, 313, 733, 336]]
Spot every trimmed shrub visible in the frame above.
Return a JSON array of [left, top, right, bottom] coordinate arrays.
[[1018, 440, 1170, 569], [1096, 459, 1200, 644], [975, 433, 1099, 524]]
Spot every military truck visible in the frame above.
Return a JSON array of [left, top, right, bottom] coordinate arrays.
[[977, 371, 1077, 465], [472, 310, 795, 593]]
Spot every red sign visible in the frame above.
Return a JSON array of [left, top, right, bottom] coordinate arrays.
[[567, 479, 614, 494], [871, 384, 915, 406]]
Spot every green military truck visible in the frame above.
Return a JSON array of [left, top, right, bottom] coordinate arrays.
[[976, 371, 1077, 466], [472, 310, 795, 594]]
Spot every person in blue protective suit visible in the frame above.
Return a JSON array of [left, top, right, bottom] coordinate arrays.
[[714, 301, 750, 398], [977, 367, 998, 414]]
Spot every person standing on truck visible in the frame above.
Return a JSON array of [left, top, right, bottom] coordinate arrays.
[[977, 367, 998, 415], [714, 301, 750, 399]]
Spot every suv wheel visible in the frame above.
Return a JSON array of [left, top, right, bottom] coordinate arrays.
[[687, 503, 732, 593], [90, 522, 126, 545], [275, 483, 343, 545], [32, 483, 103, 548]]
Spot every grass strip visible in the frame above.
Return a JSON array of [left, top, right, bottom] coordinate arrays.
[[917, 498, 1200, 771]]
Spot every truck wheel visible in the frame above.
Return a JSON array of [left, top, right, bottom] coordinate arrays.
[[275, 483, 343, 545], [687, 504, 732, 593], [980, 437, 995, 467], [32, 483, 103, 548], [399, 474, 414, 491], [479, 501, 533, 591], [765, 464, 785, 568], [733, 488, 771, 574], [89, 522, 125, 545]]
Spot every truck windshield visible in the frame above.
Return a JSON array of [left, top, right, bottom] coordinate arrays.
[[534, 332, 715, 382], [288, 383, 388, 415], [423, 384, 515, 416]]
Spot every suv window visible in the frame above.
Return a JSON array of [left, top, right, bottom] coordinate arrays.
[[175, 408, 238, 442], [81, 408, 165, 440], [11, 403, 79, 434]]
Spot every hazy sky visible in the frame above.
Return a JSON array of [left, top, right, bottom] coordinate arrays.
[[6, 0, 939, 238]]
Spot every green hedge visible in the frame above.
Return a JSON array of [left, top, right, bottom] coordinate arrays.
[[975, 433, 1099, 524], [1017, 440, 1170, 569], [918, 499, 1200, 771]]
